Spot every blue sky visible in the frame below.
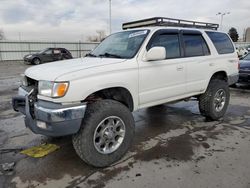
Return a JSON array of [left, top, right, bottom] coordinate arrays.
[[0, 0, 249, 41]]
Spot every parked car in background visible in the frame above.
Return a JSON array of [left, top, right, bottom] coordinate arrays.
[[236, 47, 248, 58], [246, 45, 250, 52], [238, 53, 250, 85], [24, 48, 73, 65]]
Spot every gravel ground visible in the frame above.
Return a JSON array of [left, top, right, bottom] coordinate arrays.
[[0, 62, 250, 188]]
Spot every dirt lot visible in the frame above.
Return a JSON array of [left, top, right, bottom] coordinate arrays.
[[0, 62, 250, 188]]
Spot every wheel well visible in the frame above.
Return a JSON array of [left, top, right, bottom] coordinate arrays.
[[210, 71, 228, 82], [32, 57, 41, 62], [84, 87, 134, 111]]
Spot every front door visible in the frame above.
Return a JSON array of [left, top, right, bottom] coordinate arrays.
[[138, 30, 187, 108], [42, 49, 54, 62]]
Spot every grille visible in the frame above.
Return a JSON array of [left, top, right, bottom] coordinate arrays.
[[26, 76, 38, 87]]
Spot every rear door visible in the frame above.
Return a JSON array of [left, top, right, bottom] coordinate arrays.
[[53, 49, 62, 61], [180, 30, 211, 94]]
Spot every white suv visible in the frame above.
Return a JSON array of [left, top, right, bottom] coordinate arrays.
[[12, 17, 239, 167]]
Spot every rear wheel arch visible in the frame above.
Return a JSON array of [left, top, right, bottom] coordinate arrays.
[[210, 71, 228, 83]]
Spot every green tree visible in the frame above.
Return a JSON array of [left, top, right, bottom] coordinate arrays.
[[228, 27, 239, 42]]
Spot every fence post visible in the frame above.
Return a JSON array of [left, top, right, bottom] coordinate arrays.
[[0, 42, 2, 61], [79, 40, 81, 58], [28, 42, 31, 54]]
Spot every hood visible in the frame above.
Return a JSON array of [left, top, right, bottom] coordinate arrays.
[[24, 53, 37, 57], [25, 57, 126, 81]]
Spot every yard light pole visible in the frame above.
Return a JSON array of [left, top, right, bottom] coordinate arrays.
[[216, 12, 230, 31]]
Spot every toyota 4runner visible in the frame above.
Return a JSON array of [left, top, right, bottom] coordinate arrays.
[[12, 17, 239, 167]]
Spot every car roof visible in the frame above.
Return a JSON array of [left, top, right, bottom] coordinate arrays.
[[46, 47, 66, 50]]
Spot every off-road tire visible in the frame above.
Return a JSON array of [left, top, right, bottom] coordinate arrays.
[[199, 79, 230, 120], [72, 99, 135, 167]]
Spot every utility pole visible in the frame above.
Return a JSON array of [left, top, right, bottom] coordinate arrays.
[[216, 12, 230, 31], [109, 0, 112, 34]]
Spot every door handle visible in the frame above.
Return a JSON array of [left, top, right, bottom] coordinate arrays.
[[176, 65, 184, 71]]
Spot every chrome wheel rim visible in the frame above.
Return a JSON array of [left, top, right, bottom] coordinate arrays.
[[213, 89, 226, 112], [93, 116, 126, 154]]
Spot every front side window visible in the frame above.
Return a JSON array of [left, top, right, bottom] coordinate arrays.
[[183, 34, 210, 57], [90, 30, 149, 59], [44, 49, 53, 55], [61, 49, 67, 54], [148, 33, 181, 59], [39, 48, 49, 54], [206, 31, 234, 54]]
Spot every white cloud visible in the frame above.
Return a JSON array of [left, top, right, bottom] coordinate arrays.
[[0, 0, 249, 41]]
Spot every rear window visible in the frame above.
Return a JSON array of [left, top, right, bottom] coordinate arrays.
[[206, 31, 234, 54]]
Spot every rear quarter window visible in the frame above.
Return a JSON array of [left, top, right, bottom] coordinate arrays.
[[206, 31, 234, 54]]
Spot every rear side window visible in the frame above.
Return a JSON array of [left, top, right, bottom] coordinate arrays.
[[206, 31, 234, 54], [183, 34, 210, 57], [61, 49, 67, 54], [148, 33, 181, 59]]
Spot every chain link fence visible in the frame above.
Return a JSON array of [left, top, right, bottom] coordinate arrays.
[[0, 40, 99, 61], [234, 42, 250, 48]]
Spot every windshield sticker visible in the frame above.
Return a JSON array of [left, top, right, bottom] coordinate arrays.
[[129, 30, 147, 38]]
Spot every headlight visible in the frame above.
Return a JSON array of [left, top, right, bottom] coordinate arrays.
[[26, 55, 32, 58], [38, 81, 69, 98]]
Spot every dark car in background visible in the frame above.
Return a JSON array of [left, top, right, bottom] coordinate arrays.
[[238, 53, 250, 85], [24, 48, 73, 65]]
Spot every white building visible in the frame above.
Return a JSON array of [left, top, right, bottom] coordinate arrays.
[[245, 27, 250, 42]]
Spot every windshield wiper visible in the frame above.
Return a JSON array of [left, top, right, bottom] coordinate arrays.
[[98, 53, 122, 59], [85, 53, 97, 57]]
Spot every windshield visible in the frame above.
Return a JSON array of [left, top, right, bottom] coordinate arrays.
[[39, 48, 49, 54], [89, 30, 149, 59], [243, 53, 250, 61]]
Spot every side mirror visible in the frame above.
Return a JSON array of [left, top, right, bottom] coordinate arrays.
[[145, 47, 166, 61]]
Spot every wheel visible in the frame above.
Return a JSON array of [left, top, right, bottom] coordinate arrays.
[[32, 58, 41, 65], [199, 79, 230, 120], [72, 99, 135, 167], [59, 55, 65, 60]]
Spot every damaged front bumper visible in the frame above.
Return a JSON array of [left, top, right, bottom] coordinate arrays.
[[12, 87, 86, 137]]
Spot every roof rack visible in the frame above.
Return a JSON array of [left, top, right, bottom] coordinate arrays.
[[122, 17, 219, 31]]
